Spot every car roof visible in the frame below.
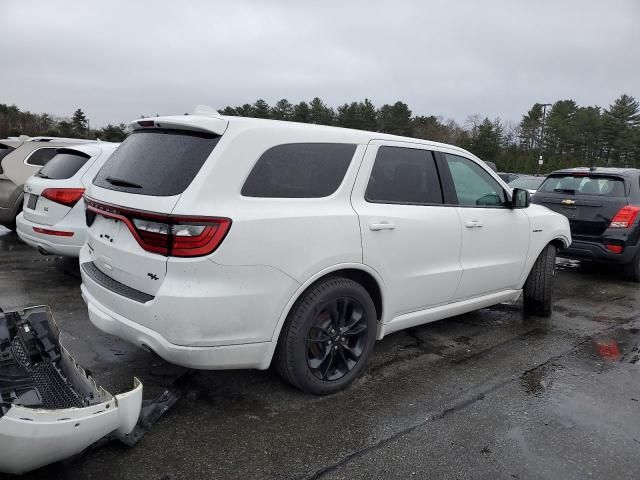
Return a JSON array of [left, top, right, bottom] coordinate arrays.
[[58, 142, 120, 156], [550, 167, 640, 177], [129, 106, 479, 160]]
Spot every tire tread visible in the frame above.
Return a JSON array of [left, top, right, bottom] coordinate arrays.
[[523, 244, 556, 316]]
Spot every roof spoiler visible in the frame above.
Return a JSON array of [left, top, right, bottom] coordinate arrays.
[[130, 105, 228, 136], [192, 105, 223, 118]]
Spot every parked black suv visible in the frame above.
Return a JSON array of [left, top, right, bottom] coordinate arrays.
[[532, 167, 640, 281]]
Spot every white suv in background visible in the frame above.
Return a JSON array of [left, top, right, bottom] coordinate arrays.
[[80, 107, 570, 395], [16, 142, 118, 256]]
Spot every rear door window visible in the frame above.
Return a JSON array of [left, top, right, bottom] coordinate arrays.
[[241, 143, 356, 198], [94, 129, 220, 196], [365, 146, 443, 204], [37, 150, 91, 180], [25, 147, 59, 167], [540, 175, 626, 197]]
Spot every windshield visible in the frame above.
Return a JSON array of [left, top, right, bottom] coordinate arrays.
[[509, 176, 544, 190], [539, 174, 626, 197], [94, 129, 220, 196]]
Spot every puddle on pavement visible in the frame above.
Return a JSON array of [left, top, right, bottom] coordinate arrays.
[[591, 327, 640, 364]]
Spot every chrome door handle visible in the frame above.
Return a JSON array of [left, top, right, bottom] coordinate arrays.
[[465, 220, 483, 228], [369, 222, 396, 231]]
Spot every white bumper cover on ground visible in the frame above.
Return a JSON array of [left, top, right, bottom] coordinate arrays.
[[0, 306, 143, 475]]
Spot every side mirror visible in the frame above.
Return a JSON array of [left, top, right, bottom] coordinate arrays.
[[511, 188, 530, 209]]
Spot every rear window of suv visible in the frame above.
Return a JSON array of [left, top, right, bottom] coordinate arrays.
[[540, 174, 626, 197], [25, 147, 59, 167], [94, 129, 220, 196], [241, 143, 356, 198], [37, 149, 91, 180]]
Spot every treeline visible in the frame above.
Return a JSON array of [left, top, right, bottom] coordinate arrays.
[[0, 105, 129, 142], [221, 95, 640, 173], [2, 94, 639, 173]]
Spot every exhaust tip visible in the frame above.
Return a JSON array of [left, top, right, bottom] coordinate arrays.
[[37, 246, 52, 256]]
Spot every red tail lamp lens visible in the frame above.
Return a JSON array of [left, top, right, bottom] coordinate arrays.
[[85, 197, 231, 257], [610, 205, 640, 228], [41, 188, 86, 207]]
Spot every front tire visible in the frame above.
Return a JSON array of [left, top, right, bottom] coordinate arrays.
[[274, 277, 377, 395], [523, 244, 557, 317]]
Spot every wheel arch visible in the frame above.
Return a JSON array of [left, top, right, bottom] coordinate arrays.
[[519, 237, 565, 289], [266, 263, 385, 365]]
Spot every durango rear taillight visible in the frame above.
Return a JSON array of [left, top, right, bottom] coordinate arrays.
[[610, 205, 640, 228], [85, 197, 231, 258], [41, 188, 86, 207]]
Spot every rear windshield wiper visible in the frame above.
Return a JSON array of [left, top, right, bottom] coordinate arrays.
[[105, 176, 142, 189], [35, 172, 50, 179]]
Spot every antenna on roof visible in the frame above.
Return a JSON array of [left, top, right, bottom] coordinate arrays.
[[192, 105, 223, 118]]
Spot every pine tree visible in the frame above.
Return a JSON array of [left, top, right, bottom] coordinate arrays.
[[292, 101, 310, 123], [235, 104, 254, 117], [359, 99, 378, 132], [308, 97, 334, 125], [377, 101, 412, 136], [71, 108, 88, 137], [519, 104, 544, 150], [252, 99, 271, 119], [220, 106, 238, 116], [271, 99, 294, 121], [603, 94, 640, 165]]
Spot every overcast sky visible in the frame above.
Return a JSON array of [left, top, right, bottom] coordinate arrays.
[[1, 0, 639, 127]]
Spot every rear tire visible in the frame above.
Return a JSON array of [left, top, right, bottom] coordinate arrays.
[[1, 204, 21, 231], [274, 277, 377, 395], [523, 244, 557, 317], [623, 250, 640, 282]]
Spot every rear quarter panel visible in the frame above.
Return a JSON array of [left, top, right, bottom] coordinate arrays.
[[172, 125, 368, 284]]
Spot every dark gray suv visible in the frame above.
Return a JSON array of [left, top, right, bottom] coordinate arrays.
[[532, 167, 640, 281]]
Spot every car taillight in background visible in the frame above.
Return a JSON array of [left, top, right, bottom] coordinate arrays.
[[41, 188, 86, 207], [85, 197, 231, 258], [610, 205, 640, 228]]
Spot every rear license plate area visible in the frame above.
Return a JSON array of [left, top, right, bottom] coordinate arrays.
[[94, 215, 121, 245], [27, 194, 38, 210]]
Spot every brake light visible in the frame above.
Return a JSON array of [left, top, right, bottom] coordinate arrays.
[[41, 188, 86, 207], [85, 197, 231, 258], [610, 205, 640, 228]]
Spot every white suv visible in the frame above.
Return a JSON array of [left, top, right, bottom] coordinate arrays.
[[80, 107, 571, 394], [17, 142, 118, 256]]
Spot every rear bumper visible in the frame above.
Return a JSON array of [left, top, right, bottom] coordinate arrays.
[[559, 238, 640, 264], [81, 283, 274, 370], [16, 212, 86, 257]]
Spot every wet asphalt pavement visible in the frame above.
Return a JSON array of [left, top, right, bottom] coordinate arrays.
[[0, 225, 639, 480]]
